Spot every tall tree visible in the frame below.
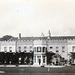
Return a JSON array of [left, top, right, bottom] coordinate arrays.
[[1, 35, 13, 41]]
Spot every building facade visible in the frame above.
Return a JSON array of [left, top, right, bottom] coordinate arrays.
[[0, 33, 75, 66]]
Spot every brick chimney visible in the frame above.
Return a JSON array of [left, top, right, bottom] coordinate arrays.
[[19, 33, 21, 39], [48, 30, 51, 39]]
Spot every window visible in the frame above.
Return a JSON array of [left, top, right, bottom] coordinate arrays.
[[56, 47, 59, 53], [24, 46, 27, 49], [30, 46, 32, 48], [56, 50, 59, 52], [50, 47, 53, 51], [24, 46, 27, 52], [43, 56, 45, 63], [37, 56, 41, 59], [18, 46, 21, 52], [34, 47, 36, 52], [72, 46, 75, 52], [37, 47, 41, 52], [9, 47, 12, 52], [24, 50, 26, 53], [30, 50, 32, 53], [19, 57, 21, 64], [34, 56, 36, 63], [50, 47, 53, 49], [56, 47, 58, 49], [43, 47, 46, 52], [4, 47, 7, 52], [30, 46, 32, 51], [62, 46, 65, 49], [62, 50, 65, 52], [62, 46, 65, 52]]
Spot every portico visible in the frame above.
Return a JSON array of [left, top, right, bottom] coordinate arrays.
[[33, 46, 47, 66]]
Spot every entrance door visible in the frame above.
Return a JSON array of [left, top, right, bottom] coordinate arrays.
[[37, 56, 41, 65], [39, 59, 41, 65]]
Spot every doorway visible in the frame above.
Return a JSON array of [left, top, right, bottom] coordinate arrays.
[[37, 56, 41, 65], [38, 59, 41, 65]]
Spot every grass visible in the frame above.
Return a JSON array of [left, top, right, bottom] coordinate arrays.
[[0, 65, 75, 75]]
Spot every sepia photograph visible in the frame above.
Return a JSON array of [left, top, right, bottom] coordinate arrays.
[[0, 0, 75, 75]]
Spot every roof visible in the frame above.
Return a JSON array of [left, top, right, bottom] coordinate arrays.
[[50, 36, 75, 40], [20, 37, 47, 40], [2, 36, 75, 41], [5, 37, 18, 41]]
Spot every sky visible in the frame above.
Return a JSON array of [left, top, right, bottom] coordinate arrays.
[[0, 0, 75, 37]]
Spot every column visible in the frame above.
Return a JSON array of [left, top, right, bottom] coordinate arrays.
[[41, 55, 43, 65], [36, 55, 37, 64], [37, 47, 38, 52], [45, 56, 47, 65], [41, 47, 42, 53]]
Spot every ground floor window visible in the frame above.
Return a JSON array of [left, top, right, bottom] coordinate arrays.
[[72, 46, 75, 52], [19, 57, 21, 64], [34, 56, 36, 63], [43, 56, 45, 63]]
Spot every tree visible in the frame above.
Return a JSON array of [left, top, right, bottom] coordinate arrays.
[[46, 51, 55, 64], [1, 35, 13, 41]]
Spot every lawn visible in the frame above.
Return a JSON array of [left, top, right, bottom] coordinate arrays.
[[0, 65, 75, 75]]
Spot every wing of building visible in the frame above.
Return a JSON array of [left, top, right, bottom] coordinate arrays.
[[0, 33, 75, 66]]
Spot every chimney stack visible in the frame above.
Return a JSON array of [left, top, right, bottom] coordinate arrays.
[[19, 33, 21, 39], [48, 30, 51, 39], [48, 30, 51, 37]]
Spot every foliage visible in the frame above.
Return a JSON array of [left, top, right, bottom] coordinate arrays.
[[1, 35, 13, 41], [46, 51, 55, 64]]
